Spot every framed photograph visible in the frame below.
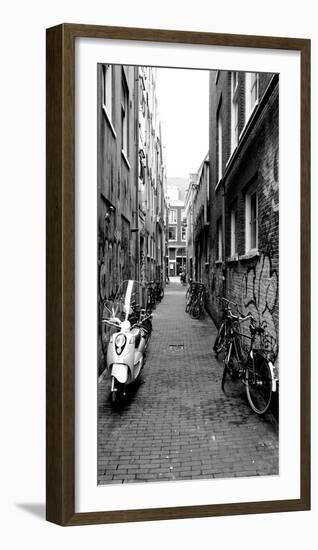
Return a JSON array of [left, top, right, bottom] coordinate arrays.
[[46, 24, 310, 525]]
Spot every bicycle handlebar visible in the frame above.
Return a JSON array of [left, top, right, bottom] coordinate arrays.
[[220, 296, 237, 307], [227, 310, 254, 323]]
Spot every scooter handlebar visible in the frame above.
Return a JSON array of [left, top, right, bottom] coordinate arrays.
[[142, 314, 152, 321], [102, 317, 122, 328]]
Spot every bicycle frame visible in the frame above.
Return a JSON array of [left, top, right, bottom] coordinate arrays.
[[224, 329, 248, 373]]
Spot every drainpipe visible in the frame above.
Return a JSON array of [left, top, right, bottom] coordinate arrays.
[[135, 67, 140, 281], [221, 179, 226, 297]]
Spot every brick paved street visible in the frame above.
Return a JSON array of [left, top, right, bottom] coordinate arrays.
[[98, 280, 278, 485]]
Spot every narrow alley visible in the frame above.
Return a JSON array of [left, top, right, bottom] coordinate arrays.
[[98, 280, 278, 485]]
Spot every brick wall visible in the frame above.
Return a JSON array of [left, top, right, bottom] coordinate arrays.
[[207, 70, 279, 365]]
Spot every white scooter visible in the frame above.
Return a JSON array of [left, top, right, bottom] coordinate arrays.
[[102, 280, 152, 403]]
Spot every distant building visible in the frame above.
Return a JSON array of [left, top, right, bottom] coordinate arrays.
[[167, 188, 187, 277], [166, 177, 188, 202]]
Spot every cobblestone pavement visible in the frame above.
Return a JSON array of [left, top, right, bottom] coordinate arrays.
[[98, 281, 278, 484]]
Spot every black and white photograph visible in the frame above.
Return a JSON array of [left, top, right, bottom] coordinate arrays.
[[97, 63, 279, 486], [1, 0, 313, 540]]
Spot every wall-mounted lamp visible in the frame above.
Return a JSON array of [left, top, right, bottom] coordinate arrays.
[[105, 205, 114, 223]]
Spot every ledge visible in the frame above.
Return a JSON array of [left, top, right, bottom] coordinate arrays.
[[215, 178, 223, 192], [239, 250, 260, 261], [121, 150, 131, 170], [102, 105, 117, 139], [226, 254, 239, 263]]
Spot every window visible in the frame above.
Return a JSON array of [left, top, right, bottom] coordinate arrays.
[[231, 72, 239, 151], [181, 226, 186, 241], [102, 64, 113, 121], [168, 226, 177, 241], [181, 209, 186, 222], [217, 219, 222, 261], [217, 105, 222, 182], [230, 207, 237, 256], [206, 163, 210, 201], [121, 73, 129, 157], [245, 189, 258, 252], [168, 209, 177, 224], [169, 248, 176, 260], [245, 72, 259, 121]]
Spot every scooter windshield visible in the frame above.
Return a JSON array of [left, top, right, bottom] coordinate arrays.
[[113, 280, 147, 322]]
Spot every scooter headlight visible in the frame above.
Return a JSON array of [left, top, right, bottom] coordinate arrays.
[[115, 334, 126, 348]]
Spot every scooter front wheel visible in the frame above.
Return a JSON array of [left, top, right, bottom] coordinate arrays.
[[110, 377, 123, 404]]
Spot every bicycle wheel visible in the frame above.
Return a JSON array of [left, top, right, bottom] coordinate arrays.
[[185, 295, 192, 313], [221, 348, 242, 398], [190, 298, 201, 319], [214, 322, 226, 355], [245, 353, 272, 415]]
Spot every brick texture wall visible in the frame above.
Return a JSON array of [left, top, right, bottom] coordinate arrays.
[[207, 70, 279, 365]]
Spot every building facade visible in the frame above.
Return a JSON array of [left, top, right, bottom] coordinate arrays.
[[191, 154, 210, 283], [207, 70, 279, 364], [97, 64, 139, 303], [184, 174, 196, 281], [97, 64, 167, 373], [167, 198, 187, 277], [138, 67, 167, 285]]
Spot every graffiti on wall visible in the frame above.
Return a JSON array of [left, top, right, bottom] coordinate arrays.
[[210, 268, 225, 321], [240, 254, 278, 361], [98, 200, 133, 372]]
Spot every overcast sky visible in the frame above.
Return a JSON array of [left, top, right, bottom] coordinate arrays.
[[155, 67, 209, 179]]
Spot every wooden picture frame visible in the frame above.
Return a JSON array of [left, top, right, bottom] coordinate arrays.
[[46, 23, 310, 526]]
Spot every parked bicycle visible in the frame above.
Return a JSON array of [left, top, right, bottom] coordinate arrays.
[[221, 309, 277, 415], [154, 280, 164, 302], [185, 280, 196, 312], [180, 271, 186, 285], [185, 281, 206, 319], [213, 296, 239, 357], [146, 281, 156, 312]]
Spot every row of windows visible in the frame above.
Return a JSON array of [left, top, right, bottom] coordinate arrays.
[[168, 226, 186, 241], [217, 72, 259, 182], [168, 208, 186, 224], [217, 188, 258, 261]]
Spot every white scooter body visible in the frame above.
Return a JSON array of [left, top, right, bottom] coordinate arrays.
[[102, 280, 151, 401], [106, 323, 148, 386]]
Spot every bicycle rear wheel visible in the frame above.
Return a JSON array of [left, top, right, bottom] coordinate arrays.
[[214, 322, 226, 355], [190, 298, 201, 319], [185, 296, 192, 313], [221, 353, 242, 398], [245, 353, 272, 415]]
